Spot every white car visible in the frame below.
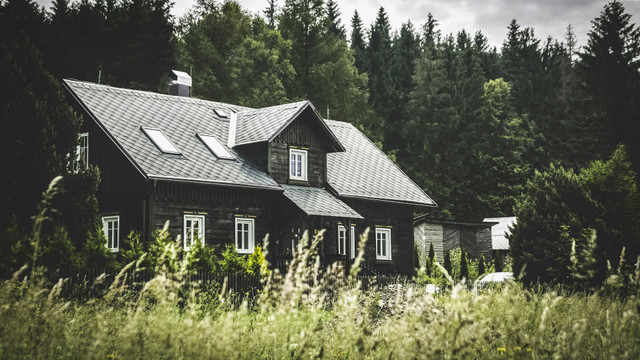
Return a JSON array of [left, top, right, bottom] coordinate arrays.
[[477, 272, 514, 284]]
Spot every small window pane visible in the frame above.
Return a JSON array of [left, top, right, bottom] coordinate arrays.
[[198, 134, 235, 160], [142, 128, 180, 154]]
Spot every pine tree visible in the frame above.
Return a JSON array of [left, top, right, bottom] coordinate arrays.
[[264, 0, 277, 29], [478, 255, 486, 275], [444, 250, 452, 275], [460, 250, 469, 280], [578, 0, 640, 170], [367, 7, 394, 126], [349, 10, 367, 73], [325, 0, 345, 38], [428, 242, 435, 262]]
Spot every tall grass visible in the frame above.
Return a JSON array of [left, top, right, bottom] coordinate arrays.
[[1, 225, 640, 359]]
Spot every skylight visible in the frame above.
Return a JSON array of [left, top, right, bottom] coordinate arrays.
[[141, 128, 180, 154], [197, 133, 235, 160], [214, 109, 229, 118]]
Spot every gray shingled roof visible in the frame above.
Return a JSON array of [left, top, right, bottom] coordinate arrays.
[[325, 120, 436, 207], [483, 217, 516, 250], [282, 185, 363, 219], [64, 79, 435, 208], [64, 80, 281, 190], [234, 101, 308, 146]]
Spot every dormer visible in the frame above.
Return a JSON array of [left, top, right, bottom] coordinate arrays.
[[230, 101, 344, 187]]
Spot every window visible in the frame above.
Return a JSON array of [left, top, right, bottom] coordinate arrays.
[[289, 148, 307, 181], [142, 127, 181, 154], [74, 133, 89, 172], [350, 225, 356, 259], [235, 218, 255, 254], [197, 133, 235, 160], [214, 109, 229, 118], [184, 214, 205, 250], [375, 228, 392, 260], [102, 215, 119, 252], [338, 225, 346, 255]]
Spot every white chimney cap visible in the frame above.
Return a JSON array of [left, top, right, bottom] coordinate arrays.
[[171, 70, 192, 87]]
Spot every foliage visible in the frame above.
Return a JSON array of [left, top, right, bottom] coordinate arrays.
[[185, 236, 217, 273], [218, 244, 247, 273], [478, 255, 486, 275], [511, 146, 640, 287], [3, 230, 640, 359], [443, 250, 452, 275], [245, 245, 269, 277], [460, 250, 469, 280]]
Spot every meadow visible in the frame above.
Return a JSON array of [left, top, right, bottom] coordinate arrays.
[[1, 230, 640, 360]]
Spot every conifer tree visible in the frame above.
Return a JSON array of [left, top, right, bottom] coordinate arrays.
[[325, 0, 345, 38], [444, 250, 452, 275], [494, 251, 504, 272], [349, 10, 367, 73], [460, 250, 469, 280], [264, 0, 277, 29], [478, 255, 486, 275]]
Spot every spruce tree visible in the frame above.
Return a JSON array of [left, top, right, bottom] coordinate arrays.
[[578, 0, 640, 170], [460, 250, 469, 280], [367, 7, 394, 127], [264, 0, 277, 29], [444, 250, 452, 275], [478, 255, 486, 275], [428, 242, 435, 262], [349, 10, 367, 74], [325, 0, 345, 38], [494, 252, 504, 272]]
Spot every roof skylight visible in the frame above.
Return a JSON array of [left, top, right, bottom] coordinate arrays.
[[141, 127, 181, 154], [197, 133, 235, 160], [214, 109, 229, 118]]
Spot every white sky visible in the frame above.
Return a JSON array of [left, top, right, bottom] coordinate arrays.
[[36, 0, 640, 50]]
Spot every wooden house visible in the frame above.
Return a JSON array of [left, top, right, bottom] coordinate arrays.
[[63, 74, 436, 275], [413, 216, 495, 266]]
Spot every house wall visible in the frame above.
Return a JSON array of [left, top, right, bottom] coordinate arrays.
[[475, 227, 493, 259], [269, 109, 331, 187], [443, 227, 461, 253], [81, 114, 148, 250], [343, 199, 416, 275], [414, 223, 444, 266], [150, 182, 280, 254]]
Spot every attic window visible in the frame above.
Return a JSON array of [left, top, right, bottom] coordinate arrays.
[[197, 133, 235, 160], [141, 127, 181, 154], [214, 109, 229, 118]]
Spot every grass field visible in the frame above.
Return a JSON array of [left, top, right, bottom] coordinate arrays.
[[1, 234, 639, 359]]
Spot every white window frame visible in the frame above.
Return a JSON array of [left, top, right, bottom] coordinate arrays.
[[235, 217, 255, 254], [197, 133, 235, 160], [338, 225, 346, 255], [289, 148, 308, 181], [375, 227, 392, 260], [74, 132, 89, 172], [350, 225, 356, 259], [183, 214, 205, 250], [141, 127, 181, 155], [102, 215, 119, 253]]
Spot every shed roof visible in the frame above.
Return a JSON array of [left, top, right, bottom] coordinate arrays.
[[483, 217, 517, 250], [282, 185, 363, 219]]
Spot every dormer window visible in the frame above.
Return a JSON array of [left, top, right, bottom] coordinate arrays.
[[141, 127, 180, 154], [197, 133, 235, 160], [289, 148, 307, 181]]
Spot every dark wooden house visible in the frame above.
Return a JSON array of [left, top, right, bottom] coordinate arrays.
[[413, 216, 495, 265], [63, 74, 436, 275]]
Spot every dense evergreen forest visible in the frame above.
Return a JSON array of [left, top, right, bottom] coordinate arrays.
[[2, 0, 639, 221]]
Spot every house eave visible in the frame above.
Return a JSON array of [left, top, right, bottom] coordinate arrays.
[[147, 174, 283, 191]]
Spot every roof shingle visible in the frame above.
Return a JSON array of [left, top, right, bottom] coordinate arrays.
[[282, 185, 363, 219]]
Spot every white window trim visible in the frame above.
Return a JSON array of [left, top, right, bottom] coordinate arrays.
[[183, 214, 205, 250], [141, 127, 181, 155], [338, 225, 346, 255], [375, 227, 392, 260], [102, 215, 119, 253], [74, 132, 89, 172], [235, 217, 255, 254], [350, 225, 356, 259], [289, 148, 308, 181]]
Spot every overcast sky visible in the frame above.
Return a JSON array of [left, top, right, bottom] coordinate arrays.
[[36, 0, 640, 50]]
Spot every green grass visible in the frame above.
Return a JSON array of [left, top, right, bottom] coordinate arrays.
[[1, 232, 640, 359]]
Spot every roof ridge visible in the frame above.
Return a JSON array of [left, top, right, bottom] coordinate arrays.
[[63, 79, 253, 111]]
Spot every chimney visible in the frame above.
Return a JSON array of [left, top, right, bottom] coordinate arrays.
[[168, 70, 192, 97]]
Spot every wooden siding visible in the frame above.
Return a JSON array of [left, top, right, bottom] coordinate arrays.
[[269, 109, 330, 187], [414, 223, 444, 265], [443, 227, 460, 253], [475, 227, 493, 259], [80, 113, 149, 250], [343, 199, 415, 275], [151, 182, 279, 253]]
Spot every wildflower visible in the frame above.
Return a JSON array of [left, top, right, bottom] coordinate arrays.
[[107, 354, 115, 359], [497, 347, 506, 353], [526, 348, 533, 352]]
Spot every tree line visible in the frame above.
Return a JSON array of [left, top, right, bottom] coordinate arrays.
[[1, 0, 639, 287]]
